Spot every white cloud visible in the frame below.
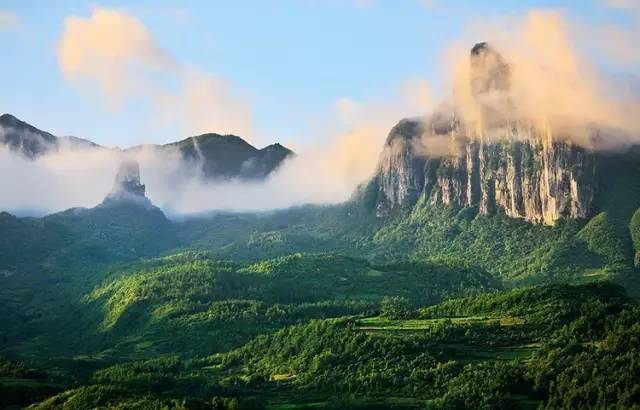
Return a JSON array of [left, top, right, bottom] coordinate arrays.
[[57, 7, 254, 140]]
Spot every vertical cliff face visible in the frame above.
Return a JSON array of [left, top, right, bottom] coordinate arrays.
[[375, 120, 427, 215], [372, 120, 596, 225], [367, 41, 599, 225]]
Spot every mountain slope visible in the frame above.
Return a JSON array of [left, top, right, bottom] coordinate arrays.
[[0, 160, 178, 276], [0, 113, 58, 158], [160, 133, 293, 180], [0, 113, 293, 181]]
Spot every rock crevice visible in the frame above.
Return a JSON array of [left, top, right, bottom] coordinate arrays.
[[372, 120, 596, 225]]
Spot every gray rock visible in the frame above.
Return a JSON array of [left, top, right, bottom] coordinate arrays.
[[103, 159, 150, 205]]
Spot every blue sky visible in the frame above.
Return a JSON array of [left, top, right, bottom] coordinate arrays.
[[0, 0, 634, 148]]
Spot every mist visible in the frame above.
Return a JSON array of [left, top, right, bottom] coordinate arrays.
[[3, 7, 640, 217], [0, 106, 404, 216], [443, 9, 640, 149], [0, 138, 377, 216]]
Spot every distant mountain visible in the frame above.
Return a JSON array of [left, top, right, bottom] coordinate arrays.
[[0, 113, 293, 180], [0, 113, 58, 158], [131, 132, 293, 180]]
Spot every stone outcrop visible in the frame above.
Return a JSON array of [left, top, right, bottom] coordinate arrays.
[[103, 159, 150, 205], [367, 42, 598, 225], [371, 118, 596, 225]]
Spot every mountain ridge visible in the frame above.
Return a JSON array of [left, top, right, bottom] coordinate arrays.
[[0, 113, 293, 181]]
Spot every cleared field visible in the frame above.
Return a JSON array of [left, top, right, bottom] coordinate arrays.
[[357, 315, 524, 331], [356, 315, 538, 363], [266, 396, 424, 410]]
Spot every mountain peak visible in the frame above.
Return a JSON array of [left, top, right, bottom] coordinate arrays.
[[103, 159, 150, 206], [469, 41, 512, 127], [0, 113, 58, 158], [385, 118, 424, 147], [469, 41, 510, 97], [0, 113, 20, 124]]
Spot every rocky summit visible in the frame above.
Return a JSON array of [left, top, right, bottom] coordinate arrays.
[[104, 159, 149, 205], [368, 118, 596, 225], [360, 42, 636, 225]]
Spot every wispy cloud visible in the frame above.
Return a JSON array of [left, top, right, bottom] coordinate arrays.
[[445, 9, 640, 148], [354, 0, 374, 8], [57, 7, 253, 141], [353, 0, 436, 9]]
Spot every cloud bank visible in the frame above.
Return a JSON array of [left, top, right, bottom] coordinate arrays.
[[0, 75, 431, 215]]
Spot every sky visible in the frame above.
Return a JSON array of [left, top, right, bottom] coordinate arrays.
[[0, 0, 636, 149]]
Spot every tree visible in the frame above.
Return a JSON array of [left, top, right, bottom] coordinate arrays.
[[380, 296, 413, 319]]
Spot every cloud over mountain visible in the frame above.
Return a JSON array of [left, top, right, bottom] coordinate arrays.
[[57, 7, 253, 140]]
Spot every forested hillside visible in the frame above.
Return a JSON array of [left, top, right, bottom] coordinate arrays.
[[1, 146, 639, 408]]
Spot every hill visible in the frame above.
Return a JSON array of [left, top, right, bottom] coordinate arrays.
[[0, 113, 293, 181]]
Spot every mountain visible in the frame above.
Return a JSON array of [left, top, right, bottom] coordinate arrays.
[[47, 159, 178, 260], [359, 43, 640, 226], [147, 132, 293, 180], [0, 113, 293, 181], [364, 117, 602, 224], [0, 159, 178, 275], [0, 113, 58, 158]]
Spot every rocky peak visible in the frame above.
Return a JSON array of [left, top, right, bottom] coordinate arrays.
[[103, 159, 150, 205], [469, 42, 510, 96], [368, 117, 596, 225], [469, 42, 513, 128], [373, 119, 428, 216], [361, 42, 603, 225]]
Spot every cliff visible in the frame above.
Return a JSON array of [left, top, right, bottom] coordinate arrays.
[[104, 159, 148, 205], [366, 42, 603, 225], [371, 118, 596, 225]]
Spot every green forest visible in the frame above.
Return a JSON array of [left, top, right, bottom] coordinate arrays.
[[2, 197, 640, 409]]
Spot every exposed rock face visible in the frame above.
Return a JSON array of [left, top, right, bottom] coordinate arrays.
[[104, 159, 149, 205], [367, 42, 600, 225], [377, 120, 427, 210], [371, 119, 596, 225]]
